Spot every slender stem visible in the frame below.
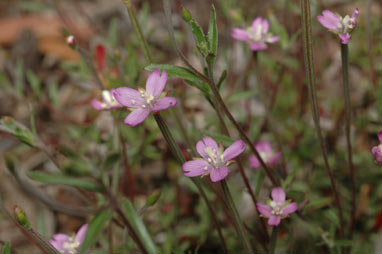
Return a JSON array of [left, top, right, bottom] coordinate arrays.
[[221, 180, 255, 254], [269, 226, 279, 254], [122, 0, 153, 63], [77, 46, 105, 90], [154, 114, 228, 254], [207, 59, 269, 242], [341, 43, 356, 238], [300, 0, 345, 239]]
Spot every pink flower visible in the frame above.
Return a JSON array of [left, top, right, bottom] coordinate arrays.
[[182, 137, 246, 182], [113, 69, 177, 126], [317, 8, 359, 44], [249, 141, 281, 169], [91, 90, 123, 110], [231, 17, 280, 51], [372, 131, 382, 165], [257, 187, 298, 226], [50, 224, 88, 254]]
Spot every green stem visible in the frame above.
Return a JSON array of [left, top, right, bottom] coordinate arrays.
[[300, 0, 345, 240], [221, 180, 255, 254], [122, 0, 153, 63], [269, 226, 279, 254], [341, 43, 356, 239]]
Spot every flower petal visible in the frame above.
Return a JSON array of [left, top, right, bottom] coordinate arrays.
[[268, 216, 281, 226], [182, 160, 211, 177], [261, 19, 269, 34], [152, 97, 177, 112], [91, 99, 103, 110], [231, 28, 250, 41], [268, 152, 282, 165], [249, 155, 261, 169], [202, 136, 219, 152], [196, 140, 209, 159], [113, 87, 144, 107], [282, 202, 298, 216], [251, 17, 262, 33], [318, 10, 341, 31], [210, 166, 229, 182], [75, 224, 88, 243], [372, 146, 382, 165], [222, 139, 246, 162], [266, 36, 280, 43], [256, 203, 272, 217], [256, 141, 273, 154], [146, 69, 167, 98], [271, 187, 286, 204], [124, 108, 150, 126], [249, 42, 268, 51], [352, 8, 359, 19], [50, 234, 70, 251], [378, 131, 382, 143], [339, 33, 351, 44]]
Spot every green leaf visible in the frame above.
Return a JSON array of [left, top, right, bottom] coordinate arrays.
[[190, 20, 208, 56], [207, 5, 218, 58], [227, 90, 257, 103], [2, 241, 11, 254], [305, 197, 333, 210], [0, 117, 37, 147], [145, 64, 210, 94], [217, 70, 227, 90], [26, 70, 42, 97], [80, 210, 112, 254], [123, 200, 157, 254], [28, 172, 104, 192]]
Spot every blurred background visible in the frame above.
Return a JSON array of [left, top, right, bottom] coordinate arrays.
[[0, 0, 381, 253]]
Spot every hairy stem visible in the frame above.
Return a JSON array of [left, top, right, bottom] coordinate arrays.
[[221, 180, 255, 254], [300, 0, 345, 239], [269, 226, 279, 254], [341, 43, 356, 238]]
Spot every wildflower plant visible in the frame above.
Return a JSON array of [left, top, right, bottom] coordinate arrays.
[[0, 0, 379, 254]]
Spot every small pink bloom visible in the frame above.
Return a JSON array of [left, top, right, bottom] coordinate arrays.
[[113, 69, 177, 126], [372, 131, 382, 165], [50, 224, 88, 254], [257, 187, 297, 226], [182, 137, 246, 182], [231, 17, 280, 51], [91, 90, 123, 111], [317, 8, 359, 44], [249, 141, 281, 169]]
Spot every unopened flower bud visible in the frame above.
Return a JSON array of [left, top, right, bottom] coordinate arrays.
[[181, 7, 193, 22], [66, 35, 76, 48], [14, 206, 30, 229]]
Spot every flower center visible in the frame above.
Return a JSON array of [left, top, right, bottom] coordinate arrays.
[[204, 147, 224, 169], [138, 88, 156, 109], [61, 236, 81, 254], [269, 201, 283, 216], [259, 151, 272, 163], [340, 15, 356, 33], [247, 24, 263, 42]]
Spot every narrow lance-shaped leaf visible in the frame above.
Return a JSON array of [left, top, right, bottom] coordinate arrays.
[[207, 5, 218, 64], [28, 172, 104, 192], [80, 209, 112, 254], [123, 200, 157, 254]]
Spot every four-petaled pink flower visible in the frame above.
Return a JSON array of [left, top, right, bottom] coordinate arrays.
[[91, 90, 123, 111], [317, 8, 359, 44], [257, 187, 298, 226], [182, 136, 246, 182], [249, 141, 281, 169], [231, 17, 280, 51], [372, 131, 382, 165], [50, 224, 88, 254], [113, 69, 177, 126]]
